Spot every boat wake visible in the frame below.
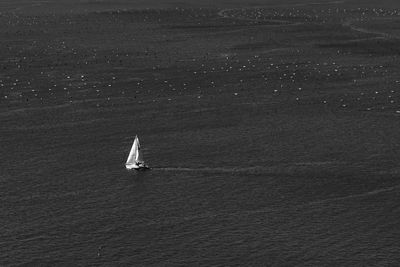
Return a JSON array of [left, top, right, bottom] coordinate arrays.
[[152, 162, 341, 175], [153, 167, 239, 172], [152, 166, 284, 175]]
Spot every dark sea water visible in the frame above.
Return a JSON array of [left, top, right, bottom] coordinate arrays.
[[2, 101, 400, 266], [2, 0, 400, 265]]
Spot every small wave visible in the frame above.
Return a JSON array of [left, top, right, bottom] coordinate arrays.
[[306, 183, 400, 206], [138, 183, 400, 227]]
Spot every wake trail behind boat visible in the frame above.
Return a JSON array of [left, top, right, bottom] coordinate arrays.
[[152, 166, 298, 174], [152, 162, 342, 174], [152, 167, 238, 173]]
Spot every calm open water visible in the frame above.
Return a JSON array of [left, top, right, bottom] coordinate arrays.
[[2, 108, 400, 266]]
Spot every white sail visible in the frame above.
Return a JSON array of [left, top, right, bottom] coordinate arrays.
[[135, 136, 144, 163], [126, 135, 148, 170], [126, 136, 138, 165]]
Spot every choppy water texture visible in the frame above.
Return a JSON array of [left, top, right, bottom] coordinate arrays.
[[2, 0, 400, 266]]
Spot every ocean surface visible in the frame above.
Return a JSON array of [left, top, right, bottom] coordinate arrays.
[[2, 0, 400, 266], [2, 101, 400, 266]]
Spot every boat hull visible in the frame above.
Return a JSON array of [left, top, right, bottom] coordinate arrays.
[[126, 164, 150, 171]]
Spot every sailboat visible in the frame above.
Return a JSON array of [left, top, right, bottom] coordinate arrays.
[[125, 135, 150, 171]]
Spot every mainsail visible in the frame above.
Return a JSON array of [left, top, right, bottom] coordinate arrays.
[[126, 135, 145, 166], [126, 135, 148, 170], [135, 137, 144, 163]]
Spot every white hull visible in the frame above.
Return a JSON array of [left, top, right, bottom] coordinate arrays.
[[125, 163, 150, 171]]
